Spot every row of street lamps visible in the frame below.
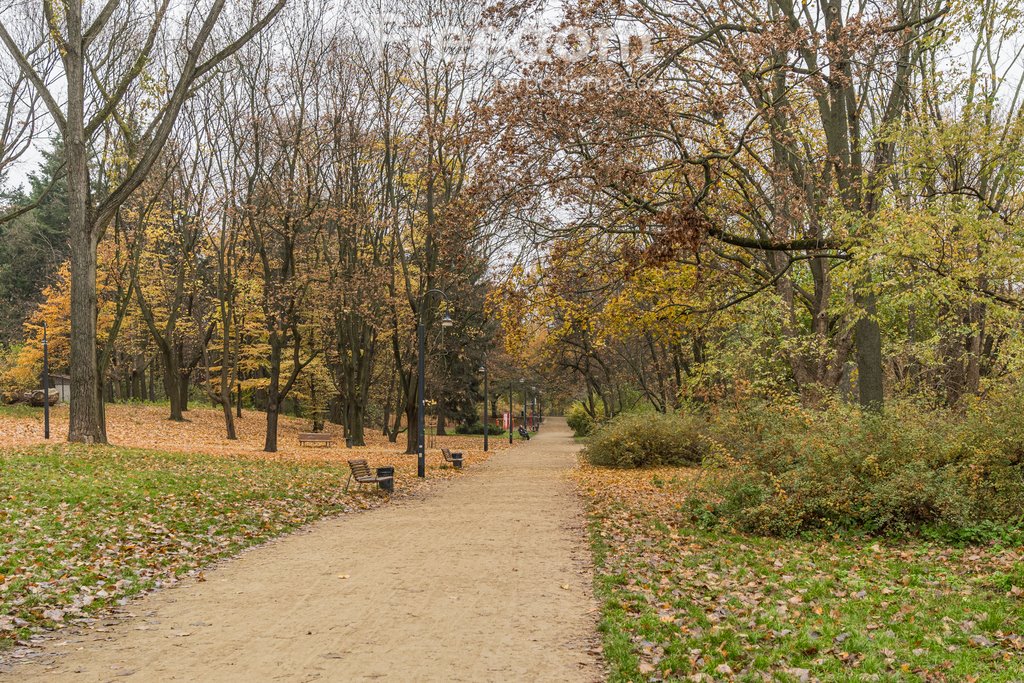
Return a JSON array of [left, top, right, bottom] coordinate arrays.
[[505, 378, 539, 446], [417, 289, 541, 478], [478, 371, 541, 450]]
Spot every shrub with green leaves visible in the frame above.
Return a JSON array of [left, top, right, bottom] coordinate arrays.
[[454, 422, 506, 436], [585, 412, 708, 468], [566, 402, 596, 437], [701, 394, 1024, 537]]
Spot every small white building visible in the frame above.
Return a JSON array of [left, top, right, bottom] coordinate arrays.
[[46, 374, 71, 404]]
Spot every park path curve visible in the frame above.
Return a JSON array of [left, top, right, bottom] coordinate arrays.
[[11, 419, 603, 682]]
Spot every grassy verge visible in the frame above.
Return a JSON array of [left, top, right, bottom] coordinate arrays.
[[0, 404, 44, 419], [577, 463, 1024, 681], [0, 444, 377, 649], [0, 401, 175, 419]]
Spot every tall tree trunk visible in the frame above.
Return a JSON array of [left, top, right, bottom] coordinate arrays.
[[68, 223, 106, 443], [204, 323, 237, 440], [163, 357, 184, 422], [234, 319, 243, 419], [405, 395, 417, 454], [133, 355, 145, 399], [178, 372, 190, 413], [213, 351, 237, 440], [265, 407, 279, 453], [66, 13, 105, 443], [855, 291, 884, 409], [221, 315, 237, 439], [264, 341, 282, 452], [381, 368, 394, 437], [436, 397, 447, 436], [222, 398, 237, 440], [346, 400, 366, 446]]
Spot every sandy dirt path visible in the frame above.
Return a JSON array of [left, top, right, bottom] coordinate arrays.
[[10, 419, 602, 682]]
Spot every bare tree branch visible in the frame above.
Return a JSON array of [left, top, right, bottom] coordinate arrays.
[[0, 21, 66, 131]]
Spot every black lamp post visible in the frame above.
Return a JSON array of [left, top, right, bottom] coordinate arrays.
[[508, 382, 514, 444], [536, 389, 544, 432], [478, 365, 488, 452], [530, 386, 537, 431], [417, 289, 452, 478], [520, 378, 527, 433], [42, 321, 50, 440]]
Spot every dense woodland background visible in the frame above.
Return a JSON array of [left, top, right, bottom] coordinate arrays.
[[0, 0, 529, 453], [2, 0, 1024, 464]]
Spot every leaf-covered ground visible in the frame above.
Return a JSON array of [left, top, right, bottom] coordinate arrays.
[[576, 462, 1024, 682], [0, 405, 506, 657], [0, 403, 501, 476], [0, 444, 371, 650]]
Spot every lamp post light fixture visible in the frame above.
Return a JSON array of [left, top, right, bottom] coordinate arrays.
[[42, 321, 50, 440], [417, 289, 453, 478], [478, 365, 489, 452]]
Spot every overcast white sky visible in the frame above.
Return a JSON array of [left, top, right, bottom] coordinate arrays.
[[7, 143, 46, 191]]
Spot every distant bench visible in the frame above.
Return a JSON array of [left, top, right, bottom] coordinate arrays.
[[299, 432, 335, 447]]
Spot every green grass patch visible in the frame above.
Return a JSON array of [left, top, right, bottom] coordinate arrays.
[[580, 467, 1024, 681], [0, 444, 365, 648], [590, 513, 642, 681], [0, 404, 44, 419]]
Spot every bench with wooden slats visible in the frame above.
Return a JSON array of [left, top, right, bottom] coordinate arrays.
[[299, 432, 335, 447], [441, 447, 464, 469], [345, 459, 393, 493]]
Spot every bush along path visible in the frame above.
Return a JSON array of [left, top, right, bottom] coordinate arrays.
[[8, 421, 603, 682]]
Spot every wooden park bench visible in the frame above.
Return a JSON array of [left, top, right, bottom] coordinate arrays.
[[298, 432, 335, 447], [441, 447, 464, 469], [345, 459, 393, 493]]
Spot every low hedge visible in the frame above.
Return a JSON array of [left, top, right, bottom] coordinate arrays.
[[455, 422, 506, 436], [584, 412, 708, 468], [700, 395, 1024, 537]]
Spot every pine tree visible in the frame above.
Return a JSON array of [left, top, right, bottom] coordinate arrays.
[[0, 137, 69, 342]]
